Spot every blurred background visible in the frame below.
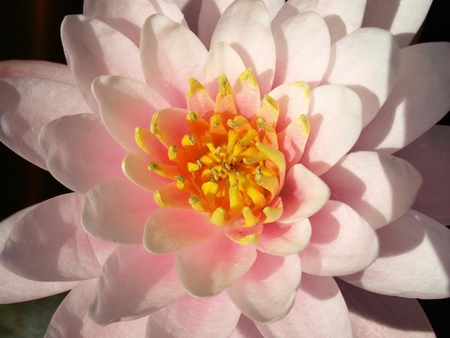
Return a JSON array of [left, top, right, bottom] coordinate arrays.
[[0, 0, 449, 337]]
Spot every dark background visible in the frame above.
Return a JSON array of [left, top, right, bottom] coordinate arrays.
[[0, 0, 449, 336]]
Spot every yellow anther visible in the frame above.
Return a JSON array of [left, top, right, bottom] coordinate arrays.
[[153, 190, 165, 207], [263, 205, 283, 223], [175, 175, 185, 189], [168, 145, 178, 160], [255, 173, 279, 195], [202, 180, 218, 205], [187, 111, 199, 121], [229, 183, 243, 213], [188, 161, 202, 172], [242, 206, 260, 227], [236, 234, 260, 245], [256, 142, 286, 173], [199, 155, 214, 166], [189, 195, 204, 212], [295, 114, 310, 137], [218, 74, 233, 97], [237, 68, 258, 89], [187, 77, 206, 95], [150, 112, 162, 138], [239, 129, 259, 147], [210, 207, 227, 226], [227, 130, 239, 154], [182, 134, 196, 146], [242, 152, 267, 165], [294, 81, 310, 99], [256, 165, 277, 177]]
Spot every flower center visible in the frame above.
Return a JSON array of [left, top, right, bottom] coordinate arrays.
[[136, 70, 287, 244]]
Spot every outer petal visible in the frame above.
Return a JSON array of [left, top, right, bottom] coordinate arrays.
[[256, 274, 352, 338], [302, 84, 363, 176], [278, 164, 330, 224], [0, 77, 89, 169], [230, 315, 264, 338], [140, 14, 207, 107], [45, 279, 147, 338], [83, 0, 184, 45], [395, 125, 450, 225], [0, 60, 73, 84], [273, 11, 330, 88], [299, 200, 379, 276], [337, 280, 435, 338], [227, 252, 302, 323], [323, 28, 401, 126], [363, 0, 433, 47], [0, 206, 78, 304], [1, 193, 115, 282], [145, 293, 240, 338], [89, 246, 185, 325], [92, 75, 170, 152], [256, 218, 311, 256], [211, 0, 275, 95], [176, 235, 257, 297], [143, 208, 220, 254], [40, 113, 126, 194], [61, 15, 144, 112], [82, 179, 157, 244], [353, 42, 450, 153], [342, 210, 450, 299], [321, 151, 422, 229]]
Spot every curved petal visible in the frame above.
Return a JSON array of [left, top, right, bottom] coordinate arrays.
[[395, 125, 450, 225], [363, 0, 433, 47], [45, 279, 147, 338], [273, 11, 330, 88], [353, 42, 450, 153], [0, 206, 78, 304], [299, 200, 379, 276], [140, 14, 207, 107], [230, 315, 264, 338], [176, 235, 257, 297], [321, 151, 422, 229], [256, 274, 352, 338], [302, 84, 363, 176], [256, 218, 311, 256], [202, 42, 246, 98], [92, 75, 170, 152], [337, 279, 435, 338], [171, 0, 202, 33], [211, 0, 275, 95], [89, 246, 185, 325], [227, 252, 301, 323], [0, 60, 73, 84], [61, 15, 144, 112], [82, 179, 157, 244], [342, 209, 450, 299], [143, 208, 220, 254], [0, 77, 89, 169], [1, 193, 115, 282], [323, 28, 401, 126], [145, 293, 240, 338], [40, 113, 126, 194], [83, 0, 184, 45], [278, 164, 330, 224]]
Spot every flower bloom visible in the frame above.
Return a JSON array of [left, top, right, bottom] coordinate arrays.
[[1, 0, 450, 337]]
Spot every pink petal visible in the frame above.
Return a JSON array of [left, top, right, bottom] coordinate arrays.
[[353, 42, 450, 153], [39, 113, 126, 194], [61, 15, 144, 112], [227, 252, 301, 323], [202, 42, 246, 98], [277, 116, 310, 171], [46, 279, 147, 338], [256, 274, 352, 338], [89, 246, 185, 324], [342, 209, 450, 299], [395, 125, 450, 225], [268, 81, 310, 131], [1, 193, 115, 282], [299, 200, 379, 276], [0, 77, 89, 169], [0, 206, 78, 304], [171, 0, 202, 32], [337, 279, 435, 338], [256, 219, 312, 256], [0, 60, 73, 84], [278, 164, 330, 224], [149, 108, 190, 148], [301, 84, 363, 176], [363, 0, 433, 48], [273, 11, 330, 88], [210, 0, 275, 95], [143, 208, 220, 254], [145, 293, 240, 338], [82, 179, 157, 244], [176, 235, 257, 297], [321, 151, 422, 229], [230, 315, 264, 338], [92, 75, 170, 152], [323, 28, 401, 126], [83, 0, 184, 45], [140, 14, 207, 107]]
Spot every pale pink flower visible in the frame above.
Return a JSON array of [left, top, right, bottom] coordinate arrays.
[[1, 0, 449, 337]]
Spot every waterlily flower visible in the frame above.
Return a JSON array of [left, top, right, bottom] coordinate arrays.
[[1, 0, 449, 337]]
